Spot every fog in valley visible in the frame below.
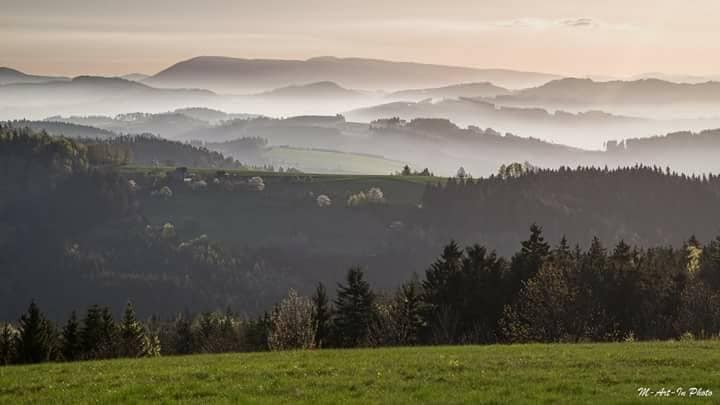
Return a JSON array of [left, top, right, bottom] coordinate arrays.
[[4, 57, 720, 176]]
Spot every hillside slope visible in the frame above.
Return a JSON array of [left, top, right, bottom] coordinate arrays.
[[1, 342, 716, 403]]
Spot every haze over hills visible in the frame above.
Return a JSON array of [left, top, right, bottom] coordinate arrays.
[[492, 78, 720, 119], [256, 81, 364, 99], [144, 56, 562, 93], [0, 76, 217, 120], [0, 67, 68, 85], [386, 82, 512, 101], [344, 97, 720, 148], [120, 73, 151, 82]]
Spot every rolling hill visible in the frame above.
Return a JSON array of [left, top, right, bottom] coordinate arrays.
[[0, 67, 68, 85], [145, 56, 561, 93], [257, 81, 363, 99], [387, 82, 512, 101], [495, 78, 720, 108]]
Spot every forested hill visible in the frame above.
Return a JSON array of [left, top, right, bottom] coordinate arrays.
[[605, 129, 720, 174], [4, 126, 720, 321], [79, 135, 244, 169], [8, 120, 115, 139], [420, 165, 720, 252]]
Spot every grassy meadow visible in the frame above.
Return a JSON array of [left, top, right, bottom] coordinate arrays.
[[2, 341, 719, 404]]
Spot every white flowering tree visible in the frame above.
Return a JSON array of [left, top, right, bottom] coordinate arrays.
[[316, 194, 332, 207], [268, 289, 316, 351], [347, 187, 385, 207], [248, 176, 265, 191]]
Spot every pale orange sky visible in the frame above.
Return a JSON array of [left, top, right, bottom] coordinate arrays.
[[2, 0, 719, 78]]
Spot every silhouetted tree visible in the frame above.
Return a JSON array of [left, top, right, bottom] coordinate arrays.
[[14, 301, 53, 364], [61, 311, 82, 361], [312, 282, 331, 348], [334, 267, 375, 347]]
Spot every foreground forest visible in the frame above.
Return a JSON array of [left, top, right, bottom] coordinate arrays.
[[4, 127, 720, 367]]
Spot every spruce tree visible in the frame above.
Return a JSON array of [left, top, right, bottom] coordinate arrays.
[[61, 311, 82, 361], [99, 306, 118, 358], [334, 267, 375, 347], [312, 282, 331, 348], [219, 308, 238, 352], [119, 301, 146, 357], [81, 304, 103, 359], [393, 278, 424, 345], [197, 312, 218, 352], [509, 224, 550, 296], [421, 241, 464, 343], [174, 312, 194, 355], [14, 301, 53, 364]]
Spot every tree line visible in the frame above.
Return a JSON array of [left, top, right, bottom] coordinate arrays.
[[4, 224, 720, 365], [419, 165, 720, 255]]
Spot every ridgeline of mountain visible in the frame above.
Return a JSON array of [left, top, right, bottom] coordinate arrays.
[[629, 72, 720, 84], [346, 97, 644, 124], [0, 67, 68, 85], [0, 76, 218, 119], [387, 82, 512, 101], [145, 56, 561, 93], [50, 112, 211, 139], [257, 81, 363, 99], [7, 120, 116, 139], [120, 73, 151, 82], [495, 78, 720, 107], [0, 76, 215, 101]]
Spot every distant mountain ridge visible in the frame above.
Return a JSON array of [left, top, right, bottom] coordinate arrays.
[[495, 78, 720, 107], [0, 67, 68, 85], [387, 82, 512, 101], [145, 56, 562, 93], [257, 81, 363, 99]]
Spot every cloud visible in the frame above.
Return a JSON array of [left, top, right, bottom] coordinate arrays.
[[494, 17, 634, 30], [560, 18, 596, 28]]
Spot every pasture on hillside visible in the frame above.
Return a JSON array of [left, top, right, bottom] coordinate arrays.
[[1, 341, 717, 404]]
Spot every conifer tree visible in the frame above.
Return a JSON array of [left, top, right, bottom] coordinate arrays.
[[14, 301, 53, 364], [312, 282, 331, 348], [509, 224, 550, 296], [173, 312, 194, 355], [61, 311, 82, 361], [99, 306, 118, 358], [119, 301, 145, 357], [392, 278, 424, 345], [421, 241, 464, 343], [334, 267, 375, 347], [81, 304, 103, 358]]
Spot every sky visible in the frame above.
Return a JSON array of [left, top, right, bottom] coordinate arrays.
[[2, 0, 719, 78]]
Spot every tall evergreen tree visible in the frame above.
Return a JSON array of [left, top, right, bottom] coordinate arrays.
[[99, 306, 118, 358], [421, 241, 464, 343], [14, 301, 53, 364], [334, 267, 375, 347], [509, 224, 550, 296], [80, 304, 103, 359], [61, 311, 82, 361], [173, 312, 194, 355], [393, 278, 424, 345], [312, 282, 331, 348], [119, 301, 146, 357]]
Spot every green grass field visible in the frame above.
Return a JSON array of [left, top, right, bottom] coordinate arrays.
[[264, 146, 408, 175], [2, 341, 718, 404]]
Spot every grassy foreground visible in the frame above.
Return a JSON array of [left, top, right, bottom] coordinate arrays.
[[1, 341, 718, 404]]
